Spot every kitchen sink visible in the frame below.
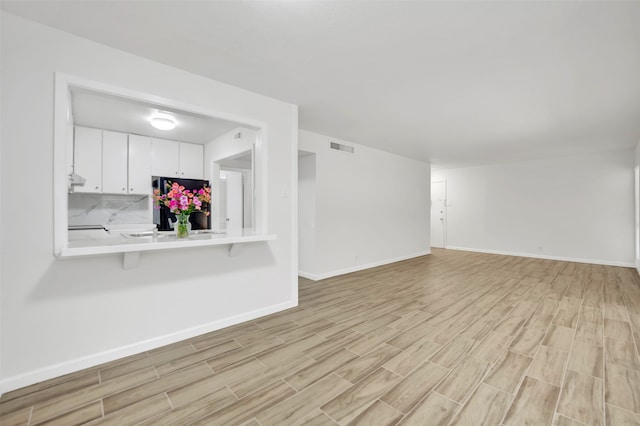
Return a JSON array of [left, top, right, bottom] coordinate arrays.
[[191, 230, 226, 235], [122, 231, 169, 240], [124, 232, 156, 237]]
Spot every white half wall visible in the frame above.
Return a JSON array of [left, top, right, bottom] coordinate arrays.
[[0, 12, 297, 393], [432, 149, 635, 266], [298, 130, 431, 280]]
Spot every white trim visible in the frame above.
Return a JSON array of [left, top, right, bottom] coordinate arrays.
[[0, 299, 296, 393], [298, 251, 431, 281], [635, 162, 640, 277], [256, 127, 269, 234], [635, 166, 639, 270], [54, 72, 269, 257], [298, 271, 321, 280], [291, 105, 300, 305], [53, 73, 70, 256], [445, 246, 635, 268]]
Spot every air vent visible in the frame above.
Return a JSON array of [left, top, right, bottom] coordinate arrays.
[[329, 141, 354, 153], [234, 131, 242, 140]]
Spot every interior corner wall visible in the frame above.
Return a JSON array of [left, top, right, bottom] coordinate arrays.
[[432, 149, 635, 266], [298, 154, 317, 274], [298, 130, 431, 280], [0, 12, 297, 392]]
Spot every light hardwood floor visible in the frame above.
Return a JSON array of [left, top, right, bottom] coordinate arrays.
[[2, 249, 640, 425]]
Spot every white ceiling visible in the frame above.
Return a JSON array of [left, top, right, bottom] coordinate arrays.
[[71, 87, 242, 144], [3, 1, 640, 166]]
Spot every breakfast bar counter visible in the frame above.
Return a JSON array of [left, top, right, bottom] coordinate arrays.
[[62, 228, 277, 268]]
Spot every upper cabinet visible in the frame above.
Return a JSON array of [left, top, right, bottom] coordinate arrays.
[[73, 127, 102, 193], [150, 138, 179, 177], [128, 135, 152, 194], [179, 142, 204, 179], [151, 138, 203, 180], [102, 130, 128, 194], [73, 127, 154, 195], [73, 127, 205, 196]]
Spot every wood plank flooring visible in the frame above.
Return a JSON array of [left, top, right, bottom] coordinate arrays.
[[2, 248, 640, 425]]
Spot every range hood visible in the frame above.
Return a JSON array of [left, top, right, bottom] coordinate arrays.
[[68, 172, 86, 187]]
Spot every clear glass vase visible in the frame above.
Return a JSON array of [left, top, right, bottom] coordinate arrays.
[[174, 213, 191, 238]]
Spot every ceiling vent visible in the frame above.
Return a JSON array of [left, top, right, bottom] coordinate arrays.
[[329, 141, 354, 153]]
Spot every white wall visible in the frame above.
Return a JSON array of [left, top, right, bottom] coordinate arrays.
[[298, 130, 430, 280], [432, 149, 635, 266], [0, 13, 297, 392]]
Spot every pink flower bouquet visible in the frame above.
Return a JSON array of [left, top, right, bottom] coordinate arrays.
[[153, 182, 212, 216], [153, 182, 211, 238]]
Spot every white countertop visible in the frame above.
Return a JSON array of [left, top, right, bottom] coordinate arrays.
[[62, 227, 276, 258]]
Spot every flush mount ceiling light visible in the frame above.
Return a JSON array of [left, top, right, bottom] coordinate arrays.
[[150, 112, 176, 130]]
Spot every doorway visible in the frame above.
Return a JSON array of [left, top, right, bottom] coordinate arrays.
[[431, 181, 446, 248], [298, 151, 316, 273], [219, 170, 244, 230], [213, 148, 254, 231]]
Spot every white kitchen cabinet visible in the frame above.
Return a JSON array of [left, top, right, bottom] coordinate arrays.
[[73, 126, 102, 193], [151, 138, 203, 179], [74, 127, 154, 195], [179, 142, 204, 179], [128, 135, 152, 194], [151, 138, 180, 177], [102, 130, 128, 194]]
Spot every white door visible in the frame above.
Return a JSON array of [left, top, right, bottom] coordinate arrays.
[[431, 181, 446, 248], [223, 170, 243, 230]]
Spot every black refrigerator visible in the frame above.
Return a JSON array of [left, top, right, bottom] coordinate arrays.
[[152, 177, 211, 231]]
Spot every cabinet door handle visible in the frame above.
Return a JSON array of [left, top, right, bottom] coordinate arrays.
[[95, 186, 99, 190], [122, 188, 126, 191], [130, 188, 134, 192]]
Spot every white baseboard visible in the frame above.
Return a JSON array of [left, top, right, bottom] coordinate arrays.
[[445, 246, 635, 268], [0, 300, 297, 394], [298, 251, 431, 281], [298, 271, 320, 280]]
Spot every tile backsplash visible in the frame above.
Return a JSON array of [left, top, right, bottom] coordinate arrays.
[[68, 193, 152, 226]]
